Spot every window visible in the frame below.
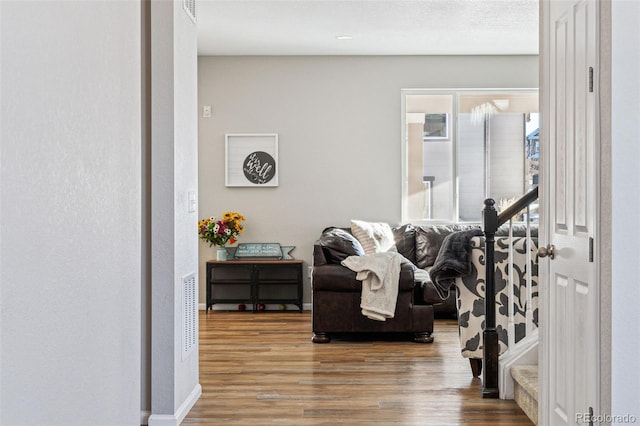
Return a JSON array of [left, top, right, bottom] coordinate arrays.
[[402, 89, 539, 223]]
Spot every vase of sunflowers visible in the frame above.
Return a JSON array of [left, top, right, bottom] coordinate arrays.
[[198, 211, 246, 260]]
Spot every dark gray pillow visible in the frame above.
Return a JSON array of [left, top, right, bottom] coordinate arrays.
[[392, 224, 416, 264], [318, 228, 365, 263]]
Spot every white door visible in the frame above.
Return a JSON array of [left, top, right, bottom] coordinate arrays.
[[540, 0, 600, 425]]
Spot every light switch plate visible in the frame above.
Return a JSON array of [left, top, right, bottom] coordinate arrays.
[[188, 191, 197, 213]]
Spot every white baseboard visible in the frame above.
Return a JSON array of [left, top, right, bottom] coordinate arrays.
[[148, 383, 202, 426], [499, 329, 539, 399]]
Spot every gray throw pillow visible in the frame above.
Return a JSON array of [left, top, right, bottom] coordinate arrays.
[[318, 227, 365, 263], [392, 224, 416, 264]]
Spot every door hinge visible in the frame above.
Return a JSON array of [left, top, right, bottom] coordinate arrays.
[[589, 67, 594, 92], [589, 237, 594, 262]]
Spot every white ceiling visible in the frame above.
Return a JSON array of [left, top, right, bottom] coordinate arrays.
[[196, 0, 539, 56]]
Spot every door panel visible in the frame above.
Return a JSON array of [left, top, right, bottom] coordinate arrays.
[[574, 2, 590, 232], [554, 11, 569, 232], [552, 274, 570, 422], [542, 0, 599, 424]]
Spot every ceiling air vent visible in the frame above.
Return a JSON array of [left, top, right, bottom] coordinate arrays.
[[183, 0, 196, 23]]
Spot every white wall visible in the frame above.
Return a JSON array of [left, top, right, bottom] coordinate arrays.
[[0, 2, 141, 425], [611, 1, 640, 423], [197, 55, 538, 306], [148, 1, 201, 424]]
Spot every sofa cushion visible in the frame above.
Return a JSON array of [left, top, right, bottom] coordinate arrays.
[[318, 227, 365, 263], [350, 220, 397, 254], [415, 224, 481, 269]]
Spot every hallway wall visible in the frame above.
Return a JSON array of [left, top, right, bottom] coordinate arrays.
[[0, 2, 142, 424]]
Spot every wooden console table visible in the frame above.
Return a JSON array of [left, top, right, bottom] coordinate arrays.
[[205, 259, 303, 312]]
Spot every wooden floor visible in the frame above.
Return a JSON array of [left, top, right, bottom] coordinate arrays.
[[184, 311, 534, 425]]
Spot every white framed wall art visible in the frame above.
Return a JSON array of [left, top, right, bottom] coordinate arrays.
[[225, 133, 279, 187]]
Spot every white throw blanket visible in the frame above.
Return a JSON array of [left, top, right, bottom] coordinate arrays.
[[341, 252, 402, 321]]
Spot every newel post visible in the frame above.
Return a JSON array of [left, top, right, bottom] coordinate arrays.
[[482, 198, 499, 398]]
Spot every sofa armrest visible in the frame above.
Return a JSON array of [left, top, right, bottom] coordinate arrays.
[[399, 262, 416, 292], [312, 263, 359, 292], [312, 244, 329, 267]]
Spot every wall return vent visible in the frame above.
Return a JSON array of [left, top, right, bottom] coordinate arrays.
[[182, 272, 198, 359]]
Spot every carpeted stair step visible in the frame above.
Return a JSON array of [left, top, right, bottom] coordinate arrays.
[[511, 364, 538, 425]]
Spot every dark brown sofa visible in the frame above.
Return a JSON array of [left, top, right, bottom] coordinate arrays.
[[311, 223, 480, 343]]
